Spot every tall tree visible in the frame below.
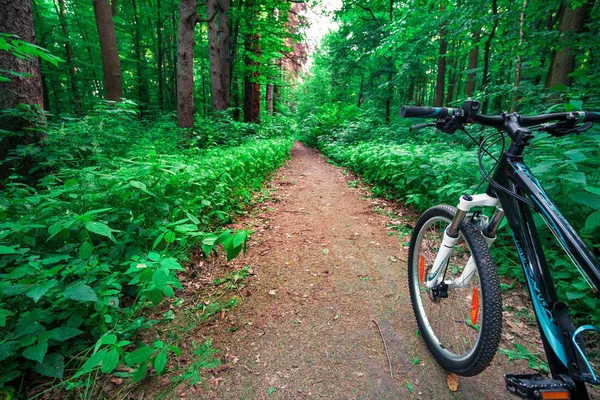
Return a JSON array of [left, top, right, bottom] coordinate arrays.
[[545, 1, 589, 90], [244, 30, 261, 123], [243, 0, 260, 124], [54, 0, 81, 116], [177, 0, 199, 128], [132, 0, 149, 116], [207, 0, 231, 112], [93, 0, 122, 101], [481, 0, 498, 113], [0, 0, 44, 180], [511, 0, 527, 112], [435, 6, 447, 107], [465, 31, 480, 98]]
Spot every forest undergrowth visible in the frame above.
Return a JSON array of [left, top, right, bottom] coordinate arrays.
[[0, 102, 294, 396]]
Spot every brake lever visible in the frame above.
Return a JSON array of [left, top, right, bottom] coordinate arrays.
[[436, 117, 459, 134], [539, 121, 593, 137], [409, 123, 436, 132]]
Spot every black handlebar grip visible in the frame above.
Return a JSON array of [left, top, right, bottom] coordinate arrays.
[[400, 106, 454, 119], [584, 111, 600, 122]]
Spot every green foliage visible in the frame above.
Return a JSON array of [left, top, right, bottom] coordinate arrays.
[[0, 33, 63, 82], [500, 344, 549, 373], [0, 109, 292, 390]]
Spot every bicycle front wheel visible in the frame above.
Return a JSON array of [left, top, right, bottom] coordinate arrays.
[[408, 205, 502, 376]]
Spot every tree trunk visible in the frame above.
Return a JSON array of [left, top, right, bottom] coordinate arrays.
[[54, 0, 81, 116], [266, 83, 273, 116], [481, 0, 498, 113], [545, 2, 588, 90], [244, 32, 261, 123], [207, 0, 231, 112], [177, 0, 198, 128], [93, 0, 122, 101], [465, 30, 480, 98], [0, 0, 45, 180], [111, 0, 118, 16], [157, 0, 164, 108], [75, 17, 102, 98], [435, 6, 447, 107], [132, 0, 148, 117], [511, 0, 527, 112]]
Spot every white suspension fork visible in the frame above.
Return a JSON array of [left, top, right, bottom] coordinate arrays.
[[425, 193, 503, 289]]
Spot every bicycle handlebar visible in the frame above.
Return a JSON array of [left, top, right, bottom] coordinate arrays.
[[400, 105, 600, 128]]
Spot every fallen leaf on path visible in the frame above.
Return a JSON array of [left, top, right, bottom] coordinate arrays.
[[447, 373, 460, 391], [209, 377, 223, 389], [268, 290, 276, 295], [110, 377, 123, 385], [219, 309, 226, 320]]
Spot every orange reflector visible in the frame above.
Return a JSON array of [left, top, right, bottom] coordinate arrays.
[[419, 255, 425, 282], [471, 287, 479, 323], [540, 390, 571, 400]]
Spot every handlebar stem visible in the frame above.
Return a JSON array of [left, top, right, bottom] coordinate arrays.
[[504, 113, 533, 159]]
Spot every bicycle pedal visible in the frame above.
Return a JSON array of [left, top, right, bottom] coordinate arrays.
[[504, 373, 575, 399]]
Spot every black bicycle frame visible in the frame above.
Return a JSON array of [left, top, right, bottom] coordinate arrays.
[[491, 152, 600, 398]]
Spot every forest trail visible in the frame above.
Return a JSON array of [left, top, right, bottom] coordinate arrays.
[[180, 142, 519, 399]]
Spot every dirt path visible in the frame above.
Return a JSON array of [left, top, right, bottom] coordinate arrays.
[[185, 142, 524, 399]]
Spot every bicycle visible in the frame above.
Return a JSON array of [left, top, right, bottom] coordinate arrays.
[[400, 100, 600, 399]]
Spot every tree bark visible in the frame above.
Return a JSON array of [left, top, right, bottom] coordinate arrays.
[[435, 6, 447, 107], [132, 0, 148, 117], [207, 0, 231, 112], [0, 0, 45, 180], [177, 0, 199, 128], [54, 0, 81, 116], [244, 31, 261, 123], [481, 0, 498, 113], [266, 82, 274, 116], [157, 0, 164, 108], [93, 0, 122, 101], [465, 30, 480, 98], [545, 1, 588, 89], [511, 0, 527, 112]]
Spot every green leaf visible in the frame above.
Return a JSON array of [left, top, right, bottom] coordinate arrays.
[[584, 211, 600, 232], [35, 353, 64, 379], [226, 245, 243, 261], [160, 258, 184, 271], [152, 269, 169, 291], [48, 327, 83, 342], [125, 346, 155, 366], [79, 241, 93, 260], [186, 212, 200, 225], [152, 233, 165, 250], [23, 342, 48, 363], [268, 386, 276, 395], [0, 245, 18, 254], [569, 99, 583, 111], [559, 172, 586, 185], [566, 291, 586, 300], [132, 362, 148, 383], [148, 288, 163, 304], [148, 251, 161, 261], [233, 231, 247, 248], [79, 349, 108, 374], [85, 221, 116, 243], [26, 280, 57, 303], [63, 281, 98, 302], [154, 351, 167, 376], [101, 334, 118, 345], [202, 235, 218, 246], [164, 231, 176, 243], [101, 348, 120, 373]]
